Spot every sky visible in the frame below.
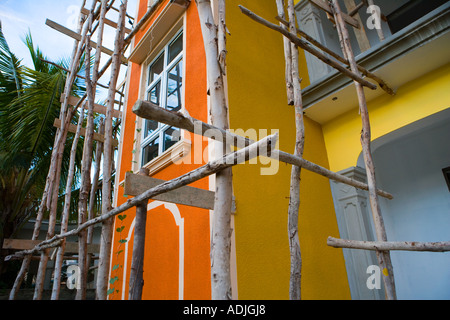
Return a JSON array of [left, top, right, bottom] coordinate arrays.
[[0, 0, 138, 99]]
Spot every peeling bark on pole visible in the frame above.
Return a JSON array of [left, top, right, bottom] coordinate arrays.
[[51, 106, 86, 300], [96, 0, 127, 300], [329, 0, 396, 300], [276, 0, 294, 105], [196, 0, 234, 300], [327, 237, 450, 252], [284, 0, 305, 300]]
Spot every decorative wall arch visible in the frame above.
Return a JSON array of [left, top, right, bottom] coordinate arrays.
[[121, 201, 185, 300]]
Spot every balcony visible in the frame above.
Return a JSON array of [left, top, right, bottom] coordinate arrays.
[[296, 0, 450, 124]]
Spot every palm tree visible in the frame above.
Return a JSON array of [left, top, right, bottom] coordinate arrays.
[[0, 22, 92, 286]]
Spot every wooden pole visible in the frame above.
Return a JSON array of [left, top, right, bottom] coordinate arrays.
[[196, 0, 234, 300], [132, 100, 394, 200], [285, 0, 304, 300], [329, 0, 396, 300], [238, 5, 377, 90], [51, 106, 86, 300], [275, 0, 294, 105], [128, 168, 150, 300], [275, 16, 395, 95], [5, 134, 278, 261], [327, 237, 450, 252], [96, 0, 128, 300]]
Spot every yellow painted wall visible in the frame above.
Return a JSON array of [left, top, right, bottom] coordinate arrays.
[[226, 0, 350, 299], [323, 63, 450, 172]]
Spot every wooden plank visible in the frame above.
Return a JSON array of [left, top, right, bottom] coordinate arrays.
[[61, 94, 122, 119], [124, 172, 216, 210], [3, 239, 100, 254], [344, 0, 371, 53], [308, 0, 360, 29], [80, 8, 132, 34], [53, 118, 119, 147], [45, 19, 128, 64]]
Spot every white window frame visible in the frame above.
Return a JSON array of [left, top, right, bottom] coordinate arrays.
[[140, 29, 184, 167]]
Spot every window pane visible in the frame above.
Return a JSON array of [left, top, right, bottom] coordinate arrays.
[[144, 119, 158, 138], [169, 33, 183, 63], [166, 60, 183, 112], [148, 81, 161, 106], [163, 127, 180, 152], [148, 53, 165, 85], [142, 139, 159, 164]]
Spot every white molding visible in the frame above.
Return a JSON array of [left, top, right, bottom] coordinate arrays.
[[142, 139, 192, 176]]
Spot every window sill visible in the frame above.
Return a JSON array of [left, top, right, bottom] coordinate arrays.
[[302, 2, 450, 124], [142, 139, 191, 176]]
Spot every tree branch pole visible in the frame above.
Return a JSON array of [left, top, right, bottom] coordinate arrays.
[[238, 5, 377, 91], [132, 100, 393, 200], [327, 237, 450, 252], [329, 0, 396, 300], [8, 2, 88, 300], [51, 105, 86, 300], [128, 168, 150, 300], [5, 134, 278, 262], [77, 0, 108, 300], [275, 16, 395, 96], [276, 0, 294, 105], [97, 0, 128, 300], [284, 0, 304, 301], [196, 0, 234, 300]]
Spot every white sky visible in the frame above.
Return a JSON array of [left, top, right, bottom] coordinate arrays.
[[0, 0, 138, 100]]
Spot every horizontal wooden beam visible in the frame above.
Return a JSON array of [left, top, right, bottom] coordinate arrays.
[[133, 100, 393, 200], [124, 172, 215, 210], [61, 94, 122, 119], [327, 237, 450, 252], [53, 118, 119, 147], [45, 19, 128, 65], [3, 239, 99, 254], [80, 7, 132, 34], [308, 0, 360, 28]]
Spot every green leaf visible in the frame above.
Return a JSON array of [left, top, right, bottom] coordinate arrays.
[[118, 214, 127, 221], [116, 226, 125, 233], [109, 276, 119, 284], [107, 288, 115, 295], [112, 264, 120, 271], [118, 239, 127, 243]]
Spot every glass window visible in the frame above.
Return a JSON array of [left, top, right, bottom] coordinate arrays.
[[141, 30, 184, 166], [163, 127, 181, 152], [142, 138, 159, 164], [166, 60, 183, 112], [148, 53, 165, 85], [169, 34, 183, 63]]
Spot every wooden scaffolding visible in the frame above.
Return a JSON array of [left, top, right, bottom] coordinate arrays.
[[4, 0, 450, 301]]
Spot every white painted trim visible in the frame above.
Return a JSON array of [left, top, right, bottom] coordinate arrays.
[[121, 201, 185, 300]]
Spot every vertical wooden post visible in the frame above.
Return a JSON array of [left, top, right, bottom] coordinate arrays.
[[129, 168, 150, 300], [97, 0, 128, 300], [196, 0, 234, 300], [275, 0, 294, 106], [329, 0, 396, 300], [286, 0, 305, 300]]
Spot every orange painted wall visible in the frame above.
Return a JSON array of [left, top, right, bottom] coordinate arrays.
[[108, 1, 211, 300]]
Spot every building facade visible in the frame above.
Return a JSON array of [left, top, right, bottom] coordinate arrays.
[[108, 0, 450, 300]]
